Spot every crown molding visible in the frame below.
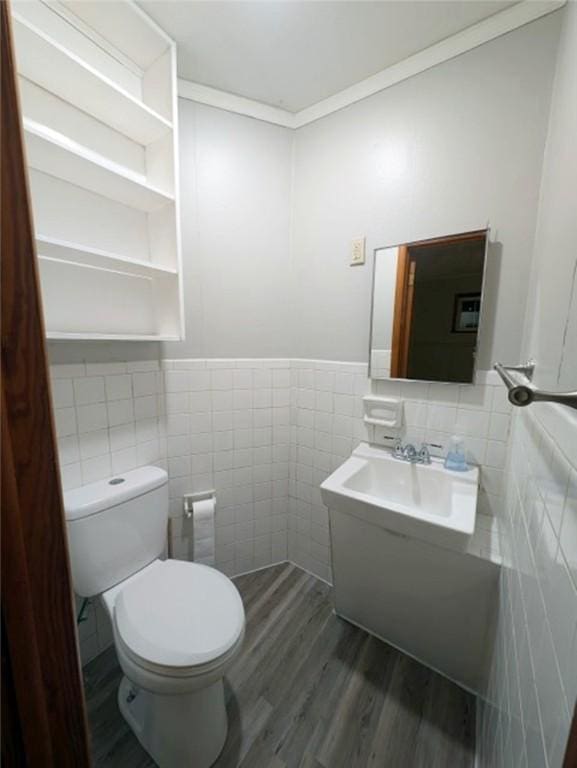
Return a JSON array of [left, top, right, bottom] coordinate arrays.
[[178, 0, 565, 130], [177, 79, 295, 128], [294, 0, 564, 127]]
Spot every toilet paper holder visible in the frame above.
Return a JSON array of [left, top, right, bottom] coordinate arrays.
[[183, 490, 216, 519]]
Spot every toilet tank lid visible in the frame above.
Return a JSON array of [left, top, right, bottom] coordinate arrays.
[[64, 466, 167, 521]]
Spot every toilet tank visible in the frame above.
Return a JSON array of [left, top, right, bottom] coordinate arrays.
[[64, 466, 168, 597]]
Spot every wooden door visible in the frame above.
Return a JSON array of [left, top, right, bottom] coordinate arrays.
[[1, 2, 92, 765]]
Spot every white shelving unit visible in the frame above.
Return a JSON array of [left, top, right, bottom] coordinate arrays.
[[12, 14, 172, 144], [36, 236, 178, 276], [24, 119, 175, 211], [12, 0, 184, 341]]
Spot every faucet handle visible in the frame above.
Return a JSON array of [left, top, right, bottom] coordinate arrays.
[[418, 442, 442, 463], [383, 436, 404, 457], [403, 443, 418, 459]]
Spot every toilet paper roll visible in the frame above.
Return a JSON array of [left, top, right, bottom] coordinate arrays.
[[192, 497, 215, 566]]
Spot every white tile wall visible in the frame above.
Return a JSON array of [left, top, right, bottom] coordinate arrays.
[[53, 356, 512, 665], [51, 357, 291, 664], [478, 406, 577, 768], [74, 594, 114, 667], [161, 358, 290, 578], [51, 360, 166, 665], [288, 360, 369, 582], [478, 6, 577, 765], [288, 360, 512, 582], [51, 360, 166, 501]]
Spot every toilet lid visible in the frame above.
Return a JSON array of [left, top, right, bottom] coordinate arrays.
[[114, 560, 245, 669]]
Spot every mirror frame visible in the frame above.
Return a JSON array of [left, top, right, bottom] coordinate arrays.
[[368, 226, 491, 384]]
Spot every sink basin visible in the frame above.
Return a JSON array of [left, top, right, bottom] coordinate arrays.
[[320, 442, 478, 550]]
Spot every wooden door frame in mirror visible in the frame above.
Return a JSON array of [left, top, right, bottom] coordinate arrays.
[[390, 245, 410, 378], [1, 2, 92, 765], [389, 229, 487, 381]]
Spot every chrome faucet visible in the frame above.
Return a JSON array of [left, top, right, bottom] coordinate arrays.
[[392, 440, 442, 464]]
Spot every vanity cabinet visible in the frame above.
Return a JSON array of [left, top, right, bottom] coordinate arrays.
[[11, 0, 183, 341], [329, 507, 500, 692]]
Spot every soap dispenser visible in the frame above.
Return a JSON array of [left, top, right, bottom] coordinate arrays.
[[444, 436, 468, 472]]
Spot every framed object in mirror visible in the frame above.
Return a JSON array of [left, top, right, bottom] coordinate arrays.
[[452, 293, 481, 333], [369, 229, 489, 383]]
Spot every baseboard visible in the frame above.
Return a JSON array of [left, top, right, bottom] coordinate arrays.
[[333, 608, 481, 700], [231, 558, 334, 587], [229, 558, 334, 587], [230, 559, 290, 579]]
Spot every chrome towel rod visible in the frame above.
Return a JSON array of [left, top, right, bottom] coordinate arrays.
[[494, 361, 577, 410]]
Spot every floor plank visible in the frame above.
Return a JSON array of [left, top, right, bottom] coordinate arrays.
[[84, 562, 476, 767]]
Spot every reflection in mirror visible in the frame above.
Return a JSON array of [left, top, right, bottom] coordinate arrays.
[[370, 229, 488, 383]]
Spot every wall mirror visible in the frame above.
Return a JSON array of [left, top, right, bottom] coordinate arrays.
[[369, 229, 489, 383]]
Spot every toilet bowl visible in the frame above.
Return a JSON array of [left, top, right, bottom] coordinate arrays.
[[63, 467, 245, 768], [102, 559, 244, 767]]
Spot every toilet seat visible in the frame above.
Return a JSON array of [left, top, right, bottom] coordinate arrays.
[[113, 559, 245, 677], [116, 624, 245, 680]]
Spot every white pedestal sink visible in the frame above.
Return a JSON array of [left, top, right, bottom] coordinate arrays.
[[321, 442, 499, 693]]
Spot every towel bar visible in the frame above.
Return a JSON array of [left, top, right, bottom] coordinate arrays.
[[494, 361, 577, 410]]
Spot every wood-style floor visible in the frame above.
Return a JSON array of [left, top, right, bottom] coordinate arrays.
[[83, 562, 476, 768]]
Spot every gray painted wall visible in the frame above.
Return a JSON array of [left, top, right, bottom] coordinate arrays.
[[291, 14, 561, 364], [47, 14, 561, 367], [162, 101, 294, 360]]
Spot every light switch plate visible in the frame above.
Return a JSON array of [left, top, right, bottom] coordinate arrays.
[[350, 237, 365, 266]]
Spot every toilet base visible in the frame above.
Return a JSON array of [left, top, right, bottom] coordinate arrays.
[[118, 675, 228, 768]]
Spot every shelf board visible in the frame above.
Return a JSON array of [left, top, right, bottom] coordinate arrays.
[[12, 13, 172, 146], [39, 256, 182, 340], [24, 118, 174, 212], [46, 332, 181, 342], [36, 235, 178, 276], [60, 1, 172, 72]]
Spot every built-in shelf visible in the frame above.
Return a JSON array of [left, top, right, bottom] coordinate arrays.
[[13, 0, 183, 342], [59, 0, 172, 72], [12, 13, 172, 145], [24, 119, 174, 212], [36, 235, 178, 276], [38, 257, 180, 338]]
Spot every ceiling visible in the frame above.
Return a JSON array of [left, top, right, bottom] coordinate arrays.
[[139, 1, 517, 112]]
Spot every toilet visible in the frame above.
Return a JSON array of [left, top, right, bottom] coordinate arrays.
[[64, 466, 245, 768]]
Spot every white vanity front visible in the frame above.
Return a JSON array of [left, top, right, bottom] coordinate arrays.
[[321, 443, 499, 692]]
